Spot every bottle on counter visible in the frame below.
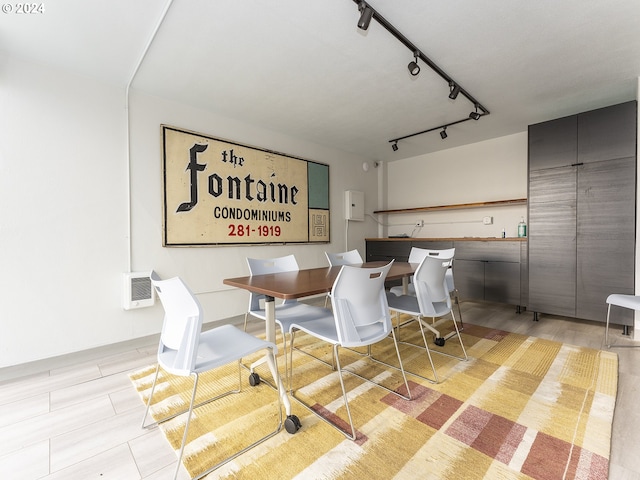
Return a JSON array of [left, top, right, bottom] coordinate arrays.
[[501, 228, 506, 238], [518, 217, 527, 237]]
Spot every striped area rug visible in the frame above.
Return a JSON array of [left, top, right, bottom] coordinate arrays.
[[129, 321, 617, 479]]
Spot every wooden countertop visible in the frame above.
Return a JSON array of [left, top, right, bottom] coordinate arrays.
[[366, 237, 527, 242]]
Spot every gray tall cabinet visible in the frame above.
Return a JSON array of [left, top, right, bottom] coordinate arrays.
[[528, 101, 637, 324]]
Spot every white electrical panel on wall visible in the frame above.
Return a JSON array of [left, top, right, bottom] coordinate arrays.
[[345, 190, 364, 221]]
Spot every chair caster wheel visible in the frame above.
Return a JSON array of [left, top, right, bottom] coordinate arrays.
[[248, 372, 260, 386], [285, 415, 301, 434], [434, 337, 445, 347]]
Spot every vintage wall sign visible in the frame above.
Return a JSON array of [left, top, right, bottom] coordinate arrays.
[[161, 125, 330, 246]]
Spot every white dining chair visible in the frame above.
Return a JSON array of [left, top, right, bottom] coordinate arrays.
[[324, 249, 364, 307], [288, 261, 412, 440], [605, 294, 640, 348], [389, 247, 463, 333], [386, 254, 468, 383], [325, 249, 363, 266], [142, 276, 284, 480], [244, 254, 332, 384]]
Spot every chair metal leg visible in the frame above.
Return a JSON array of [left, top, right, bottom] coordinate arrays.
[[449, 309, 468, 361], [141, 364, 161, 429], [342, 329, 413, 399], [605, 303, 612, 348], [290, 326, 336, 371], [173, 372, 199, 480], [334, 344, 357, 440], [414, 317, 440, 384], [142, 365, 243, 429], [384, 327, 412, 399], [417, 312, 467, 362], [390, 311, 439, 383], [393, 310, 413, 330], [390, 309, 468, 383], [442, 290, 463, 341], [455, 289, 464, 329], [167, 354, 284, 480], [184, 359, 285, 480], [288, 342, 379, 440], [288, 333, 410, 441], [339, 335, 413, 401]]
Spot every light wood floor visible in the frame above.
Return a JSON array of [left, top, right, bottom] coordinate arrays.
[[1, 300, 639, 480]]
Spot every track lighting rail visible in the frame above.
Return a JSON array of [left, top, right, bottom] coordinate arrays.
[[352, 0, 490, 149], [392, 117, 470, 143]]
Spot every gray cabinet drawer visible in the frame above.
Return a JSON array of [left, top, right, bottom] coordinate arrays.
[[454, 241, 521, 262], [366, 241, 411, 262]]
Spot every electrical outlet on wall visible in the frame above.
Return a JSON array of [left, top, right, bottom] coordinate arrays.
[[483, 216, 493, 225]]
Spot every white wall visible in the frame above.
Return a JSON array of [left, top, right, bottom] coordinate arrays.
[[383, 133, 528, 238], [0, 55, 130, 367], [0, 56, 379, 367]]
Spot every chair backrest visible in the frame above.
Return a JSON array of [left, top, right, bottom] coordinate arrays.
[[246, 254, 300, 309], [247, 254, 299, 275], [330, 261, 393, 347], [325, 249, 363, 266], [408, 247, 456, 292], [407, 247, 455, 263], [152, 276, 203, 375], [413, 254, 454, 317]]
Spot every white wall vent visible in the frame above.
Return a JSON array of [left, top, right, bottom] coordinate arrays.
[[123, 272, 155, 310]]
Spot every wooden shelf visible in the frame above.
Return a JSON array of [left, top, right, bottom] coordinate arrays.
[[373, 198, 527, 215]]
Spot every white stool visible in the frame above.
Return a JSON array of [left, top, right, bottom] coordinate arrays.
[[605, 294, 640, 347]]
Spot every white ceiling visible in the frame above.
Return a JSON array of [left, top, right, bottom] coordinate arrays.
[[2, 0, 640, 162]]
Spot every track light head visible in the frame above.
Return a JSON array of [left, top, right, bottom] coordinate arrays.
[[408, 52, 420, 76], [469, 104, 482, 120], [448, 82, 461, 100], [440, 127, 447, 140], [357, 2, 373, 30], [392, 142, 399, 151]]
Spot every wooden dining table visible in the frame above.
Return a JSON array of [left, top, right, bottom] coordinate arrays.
[[223, 261, 416, 302], [223, 260, 417, 431]]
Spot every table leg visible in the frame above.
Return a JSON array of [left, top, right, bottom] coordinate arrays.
[[402, 276, 409, 295], [263, 296, 292, 417]]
